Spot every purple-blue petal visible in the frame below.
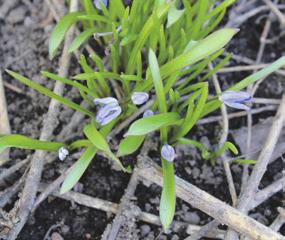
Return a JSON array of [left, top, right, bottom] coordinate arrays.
[[93, 97, 118, 106], [96, 104, 121, 126], [223, 101, 251, 110], [131, 92, 149, 105], [143, 110, 154, 118], [93, 0, 108, 10], [161, 144, 175, 162]]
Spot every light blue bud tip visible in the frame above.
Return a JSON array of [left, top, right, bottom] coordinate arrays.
[[131, 92, 149, 105], [161, 144, 175, 162]]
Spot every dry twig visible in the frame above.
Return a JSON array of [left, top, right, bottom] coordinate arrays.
[[5, 1, 78, 239], [136, 161, 284, 240], [0, 71, 11, 165], [225, 95, 285, 239], [210, 63, 237, 206]]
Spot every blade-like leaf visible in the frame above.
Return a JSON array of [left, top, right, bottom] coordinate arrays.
[[125, 112, 181, 136], [167, 5, 185, 28], [83, 123, 110, 152], [49, 12, 82, 59], [160, 159, 175, 230], [233, 159, 256, 165], [160, 28, 238, 78], [149, 49, 167, 113], [60, 146, 97, 194], [117, 135, 145, 157], [84, 122, 131, 172], [6, 70, 95, 118], [69, 28, 98, 53], [228, 56, 285, 91], [0, 134, 64, 155]]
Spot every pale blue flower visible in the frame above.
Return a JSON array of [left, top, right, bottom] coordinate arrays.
[[58, 147, 69, 161], [219, 91, 252, 110], [131, 92, 149, 105], [161, 144, 176, 162], [96, 104, 122, 126], [93, 0, 108, 10], [93, 97, 118, 107], [143, 110, 154, 118]]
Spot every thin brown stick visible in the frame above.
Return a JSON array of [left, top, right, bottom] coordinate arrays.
[[238, 95, 285, 212], [217, 64, 285, 76], [197, 105, 276, 125], [225, 95, 285, 240], [3, 82, 23, 94], [38, 184, 226, 239], [0, 159, 29, 185], [32, 165, 73, 210], [210, 63, 237, 206], [5, 1, 78, 239], [226, 4, 285, 27], [102, 170, 139, 240], [184, 220, 220, 240], [136, 162, 284, 240], [250, 176, 285, 210], [270, 208, 285, 232], [0, 71, 11, 165], [263, 0, 285, 26]]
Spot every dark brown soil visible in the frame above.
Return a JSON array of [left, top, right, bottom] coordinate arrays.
[[0, 0, 284, 239]]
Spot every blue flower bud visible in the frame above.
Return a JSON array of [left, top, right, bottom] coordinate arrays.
[[143, 109, 154, 118], [58, 147, 69, 161], [131, 92, 149, 105], [161, 144, 175, 162], [93, 97, 118, 107], [96, 104, 122, 126], [93, 0, 108, 10], [219, 90, 252, 110]]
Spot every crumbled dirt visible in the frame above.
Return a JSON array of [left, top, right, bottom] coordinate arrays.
[[0, 0, 284, 239]]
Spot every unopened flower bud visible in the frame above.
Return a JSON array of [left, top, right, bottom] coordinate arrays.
[[161, 144, 175, 162], [93, 97, 118, 107], [131, 92, 149, 105], [58, 147, 69, 161], [93, 0, 108, 10], [219, 91, 252, 110], [96, 104, 122, 126], [143, 110, 154, 118]]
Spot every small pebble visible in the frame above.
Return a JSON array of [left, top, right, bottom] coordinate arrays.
[[171, 235, 179, 240], [183, 212, 200, 224], [51, 232, 64, 240], [140, 224, 151, 236]]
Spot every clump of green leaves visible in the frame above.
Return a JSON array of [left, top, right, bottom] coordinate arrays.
[[3, 0, 285, 230]]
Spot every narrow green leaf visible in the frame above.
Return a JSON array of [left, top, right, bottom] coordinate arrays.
[[60, 146, 97, 194], [6, 70, 95, 117], [149, 49, 167, 113], [83, 123, 110, 152], [69, 28, 97, 53], [84, 122, 131, 173], [0, 135, 64, 155], [178, 138, 210, 159], [117, 135, 145, 157], [42, 71, 98, 98], [228, 56, 285, 91], [167, 5, 185, 28], [160, 28, 238, 78], [160, 159, 176, 230], [212, 141, 238, 159], [126, 16, 154, 74], [69, 139, 92, 150], [49, 12, 82, 59], [233, 159, 257, 165], [126, 112, 181, 136], [174, 85, 208, 140]]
